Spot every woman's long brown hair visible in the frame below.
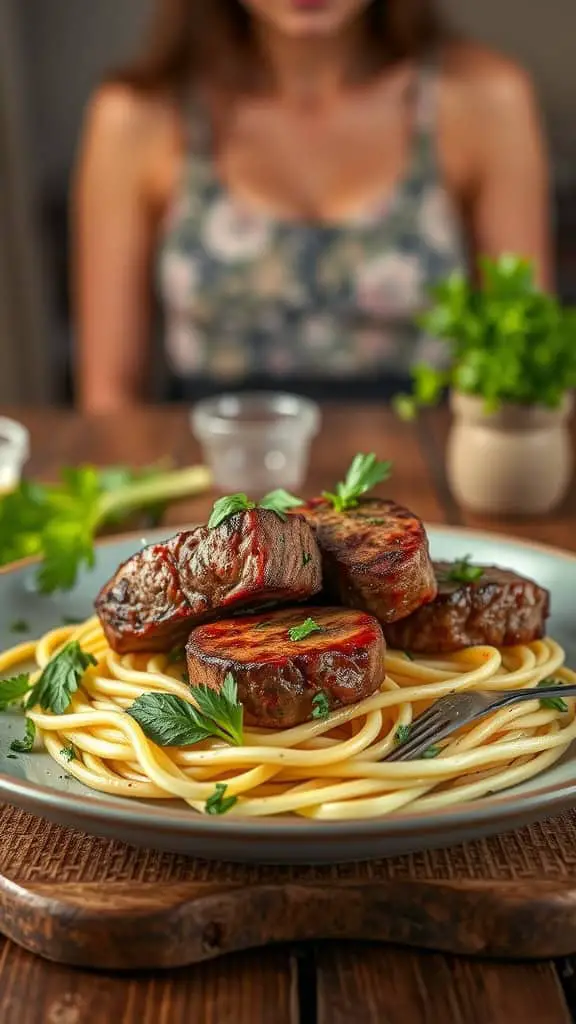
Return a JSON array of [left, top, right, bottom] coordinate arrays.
[[111, 0, 446, 96]]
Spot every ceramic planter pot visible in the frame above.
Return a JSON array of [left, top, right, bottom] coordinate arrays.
[[446, 391, 574, 516]]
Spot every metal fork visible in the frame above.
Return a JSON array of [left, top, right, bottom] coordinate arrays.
[[385, 684, 576, 762]]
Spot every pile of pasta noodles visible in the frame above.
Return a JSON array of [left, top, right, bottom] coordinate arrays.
[[2, 616, 575, 820]]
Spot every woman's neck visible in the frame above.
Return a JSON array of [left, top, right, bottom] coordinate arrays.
[[253, 19, 372, 103]]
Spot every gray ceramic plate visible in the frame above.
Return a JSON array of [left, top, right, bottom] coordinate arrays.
[[0, 526, 575, 864]]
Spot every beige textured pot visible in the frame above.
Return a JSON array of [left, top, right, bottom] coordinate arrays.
[[446, 391, 574, 516]]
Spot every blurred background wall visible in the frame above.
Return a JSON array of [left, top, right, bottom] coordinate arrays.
[[1, 0, 575, 404]]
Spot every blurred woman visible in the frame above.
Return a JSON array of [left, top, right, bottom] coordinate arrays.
[[74, 0, 551, 412]]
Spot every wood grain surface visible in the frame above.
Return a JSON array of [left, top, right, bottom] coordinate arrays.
[[315, 945, 572, 1024], [0, 403, 574, 1023]]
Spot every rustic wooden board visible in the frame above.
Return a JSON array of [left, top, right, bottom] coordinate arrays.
[[2, 805, 576, 969]]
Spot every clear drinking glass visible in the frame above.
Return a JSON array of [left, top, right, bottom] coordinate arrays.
[[191, 392, 320, 495], [0, 417, 29, 491]]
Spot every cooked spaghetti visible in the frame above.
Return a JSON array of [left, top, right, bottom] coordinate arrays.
[[1, 616, 575, 821]]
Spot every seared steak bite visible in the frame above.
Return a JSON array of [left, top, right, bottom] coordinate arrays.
[[384, 561, 550, 653], [299, 498, 437, 624], [95, 509, 322, 654], [186, 606, 386, 729]]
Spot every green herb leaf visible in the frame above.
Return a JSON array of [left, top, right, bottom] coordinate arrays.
[[0, 673, 31, 710], [10, 719, 36, 753], [208, 493, 255, 530], [205, 782, 238, 816], [60, 744, 77, 762], [537, 679, 569, 713], [311, 691, 331, 720], [392, 393, 418, 421], [397, 256, 576, 417], [128, 693, 216, 747], [259, 489, 303, 519], [192, 673, 244, 746], [0, 463, 210, 593], [440, 556, 484, 585], [288, 617, 324, 642], [208, 489, 303, 529], [25, 642, 97, 714], [302, 552, 312, 566], [394, 724, 412, 744], [9, 619, 29, 634], [322, 453, 392, 513], [127, 675, 243, 748], [422, 744, 444, 759]]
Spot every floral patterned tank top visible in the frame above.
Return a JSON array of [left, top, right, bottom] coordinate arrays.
[[158, 63, 467, 389]]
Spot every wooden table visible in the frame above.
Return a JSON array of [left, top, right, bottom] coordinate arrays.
[[1, 402, 575, 1024]]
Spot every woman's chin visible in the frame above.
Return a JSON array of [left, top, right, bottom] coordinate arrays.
[[249, 0, 369, 39]]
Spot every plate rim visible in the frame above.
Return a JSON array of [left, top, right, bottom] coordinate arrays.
[[1, 522, 575, 843]]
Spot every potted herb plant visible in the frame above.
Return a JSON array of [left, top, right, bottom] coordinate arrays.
[[395, 255, 576, 515]]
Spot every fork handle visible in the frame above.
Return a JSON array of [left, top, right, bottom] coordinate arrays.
[[491, 683, 576, 710]]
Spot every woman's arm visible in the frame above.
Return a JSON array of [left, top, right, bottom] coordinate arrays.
[[73, 87, 159, 413], [448, 47, 553, 289]]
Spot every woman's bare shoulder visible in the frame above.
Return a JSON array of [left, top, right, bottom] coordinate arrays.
[[435, 42, 544, 191], [441, 40, 537, 113], [82, 83, 182, 158]]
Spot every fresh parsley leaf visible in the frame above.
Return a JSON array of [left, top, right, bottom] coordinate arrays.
[[0, 673, 31, 710], [322, 453, 392, 513], [60, 744, 77, 762], [128, 675, 243, 747], [208, 489, 303, 530], [37, 513, 96, 594], [259, 489, 303, 519], [392, 393, 418, 422], [422, 744, 444, 759], [288, 617, 324, 642], [10, 719, 36, 753], [208, 493, 255, 530], [128, 693, 216, 747], [397, 256, 576, 417], [9, 619, 29, 634], [167, 645, 186, 665], [0, 463, 210, 594], [394, 724, 412, 744], [302, 552, 312, 566], [440, 556, 484, 585], [205, 782, 238, 815], [25, 642, 97, 714], [537, 679, 569, 713], [193, 673, 243, 746], [311, 691, 331, 719]]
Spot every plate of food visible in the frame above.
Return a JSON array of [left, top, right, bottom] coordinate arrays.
[[0, 454, 575, 864]]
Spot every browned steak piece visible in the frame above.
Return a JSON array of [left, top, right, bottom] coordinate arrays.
[[186, 606, 386, 729], [298, 498, 437, 624], [384, 561, 550, 653], [95, 510, 322, 654]]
